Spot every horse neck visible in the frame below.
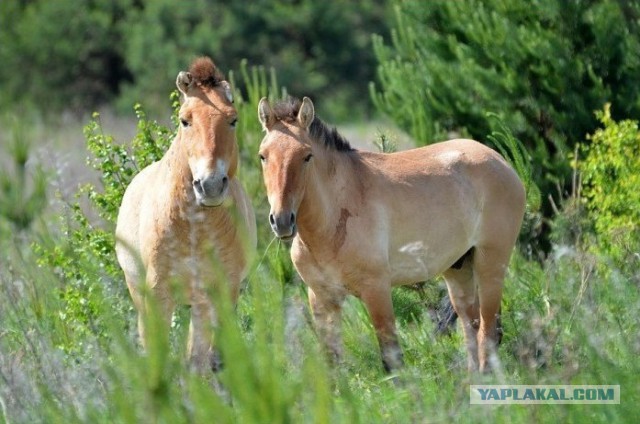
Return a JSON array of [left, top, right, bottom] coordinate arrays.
[[297, 147, 358, 242], [162, 132, 195, 213]]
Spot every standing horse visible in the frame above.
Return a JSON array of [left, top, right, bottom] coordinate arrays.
[[116, 57, 256, 373], [257, 96, 525, 373]]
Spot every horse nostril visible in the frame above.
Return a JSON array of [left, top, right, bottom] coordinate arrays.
[[290, 212, 296, 225], [222, 175, 228, 186], [269, 214, 275, 226]]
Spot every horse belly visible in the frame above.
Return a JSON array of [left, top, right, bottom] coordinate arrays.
[[386, 212, 477, 285], [388, 242, 460, 285]]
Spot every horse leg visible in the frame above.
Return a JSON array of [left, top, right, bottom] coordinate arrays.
[[308, 287, 345, 366], [123, 274, 146, 348], [187, 267, 242, 374], [359, 284, 403, 372], [473, 245, 511, 373], [139, 281, 175, 354], [121, 259, 151, 350], [188, 299, 218, 374], [443, 259, 480, 372]]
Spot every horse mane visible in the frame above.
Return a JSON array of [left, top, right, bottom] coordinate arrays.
[[189, 57, 225, 88], [272, 97, 354, 152]]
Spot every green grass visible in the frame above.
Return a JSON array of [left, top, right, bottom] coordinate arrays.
[[2, 227, 639, 423]]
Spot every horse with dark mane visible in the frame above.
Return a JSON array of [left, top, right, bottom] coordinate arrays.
[[257, 96, 525, 373]]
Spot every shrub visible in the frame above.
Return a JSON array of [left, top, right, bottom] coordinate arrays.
[[34, 102, 175, 354], [580, 104, 640, 273]]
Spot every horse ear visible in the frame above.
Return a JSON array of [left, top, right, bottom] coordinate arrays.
[[297, 97, 315, 129], [258, 97, 274, 131], [221, 81, 233, 103], [176, 71, 193, 95]]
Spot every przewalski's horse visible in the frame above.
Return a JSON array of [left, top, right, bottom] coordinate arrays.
[[116, 57, 256, 373], [257, 96, 525, 373]]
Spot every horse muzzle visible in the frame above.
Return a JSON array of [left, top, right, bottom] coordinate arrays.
[[269, 211, 297, 241], [193, 174, 229, 207]]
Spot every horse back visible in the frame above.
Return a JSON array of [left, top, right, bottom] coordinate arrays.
[[354, 139, 525, 281]]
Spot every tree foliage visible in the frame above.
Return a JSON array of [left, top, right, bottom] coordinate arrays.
[[0, 0, 387, 119], [0, 0, 131, 113], [371, 0, 640, 204]]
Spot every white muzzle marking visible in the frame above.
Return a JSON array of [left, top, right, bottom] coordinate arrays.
[[192, 159, 229, 207]]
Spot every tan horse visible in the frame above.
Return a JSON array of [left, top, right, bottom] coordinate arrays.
[[116, 57, 256, 373], [258, 96, 525, 373]]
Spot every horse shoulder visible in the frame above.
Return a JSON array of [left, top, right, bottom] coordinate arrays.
[[290, 238, 349, 297], [116, 162, 167, 261], [115, 162, 163, 285]]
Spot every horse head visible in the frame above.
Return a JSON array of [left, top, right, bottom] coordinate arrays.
[[176, 57, 238, 207], [257, 97, 316, 240]]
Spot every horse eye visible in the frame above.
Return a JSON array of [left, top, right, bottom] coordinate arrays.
[[304, 153, 313, 162], [259, 154, 266, 162], [180, 118, 190, 127], [230, 118, 238, 128]]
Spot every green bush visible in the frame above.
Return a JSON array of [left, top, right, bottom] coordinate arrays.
[[580, 104, 640, 273], [34, 102, 175, 355]]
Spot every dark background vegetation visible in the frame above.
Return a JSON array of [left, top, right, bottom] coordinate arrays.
[[0, 0, 389, 120], [1, 1, 639, 422]]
